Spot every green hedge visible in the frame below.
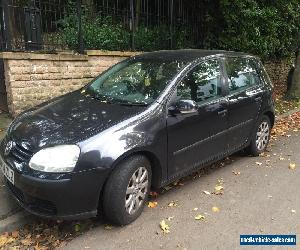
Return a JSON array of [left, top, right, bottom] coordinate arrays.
[[217, 0, 300, 59], [58, 0, 300, 59], [59, 15, 192, 52]]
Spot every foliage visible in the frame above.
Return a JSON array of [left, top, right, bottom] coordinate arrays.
[[57, 0, 300, 59], [58, 14, 192, 51], [215, 0, 300, 59]]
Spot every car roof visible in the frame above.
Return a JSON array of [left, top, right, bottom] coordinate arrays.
[[133, 49, 255, 62]]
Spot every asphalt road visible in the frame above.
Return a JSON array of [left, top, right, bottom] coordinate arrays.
[[60, 133, 300, 250]]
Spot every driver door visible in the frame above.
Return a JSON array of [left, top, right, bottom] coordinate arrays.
[[167, 58, 228, 178]]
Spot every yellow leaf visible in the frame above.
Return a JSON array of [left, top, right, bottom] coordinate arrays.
[[194, 214, 205, 220], [159, 220, 170, 233], [232, 170, 241, 175], [214, 185, 224, 194], [289, 163, 296, 170], [104, 224, 113, 230], [212, 206, 220, 213], [21, 238, 33, 247], [148, 201, 158, 208], [168, 201, 178, 207]]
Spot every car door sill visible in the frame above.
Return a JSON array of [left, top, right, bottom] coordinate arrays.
[[162, 140, 249, 187]]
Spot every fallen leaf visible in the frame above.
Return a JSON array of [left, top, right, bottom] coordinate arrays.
[[164, 185, 173, 191], [214, 185, 224, 195], [289, 163, 296, 170], [11, 231, 19, 238], [159, 220, 170, 233], [149, 191, 158, 198], [193, 207, 198, 211], [168, 201, 178, 207], [74, 223, 81, 232], [267, 195, 273, 198], [232, 170, 241, 175], [148, 201, 158, 208], [291, 209, 296, 213], [167, 216, 174, 221], [194, 214, 205, 220], [104, 224, 113, 230], [0, 235, 15, 247], [279, 157, 285, 161], [21, 238, 33, 246], [212, 206, 220, 213], [202, 190, 211, 195], [255, 162, 263, 166]]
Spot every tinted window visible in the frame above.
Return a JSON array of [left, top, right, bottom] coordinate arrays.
[[176, 59, 222, 104], [226, 57, 261, 93]]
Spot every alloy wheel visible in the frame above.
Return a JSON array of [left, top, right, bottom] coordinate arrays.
[[255, 121, 270, 151], [125, 167, 149, 215]]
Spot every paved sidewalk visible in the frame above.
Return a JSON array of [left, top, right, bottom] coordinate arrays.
[[0, 113, 33, 232]]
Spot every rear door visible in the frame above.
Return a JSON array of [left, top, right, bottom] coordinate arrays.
[[224, 56, 264, 150]]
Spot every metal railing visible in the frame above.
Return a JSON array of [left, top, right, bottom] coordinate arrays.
[[0, 0, 207, 53]]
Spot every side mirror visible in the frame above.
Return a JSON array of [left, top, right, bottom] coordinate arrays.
[[168, 99, 198, 115]]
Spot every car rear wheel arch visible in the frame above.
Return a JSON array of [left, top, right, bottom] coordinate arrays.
[[263, 110, 275, 128]]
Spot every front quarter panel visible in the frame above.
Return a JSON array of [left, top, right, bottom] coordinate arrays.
[[76, 102, 167, 185]]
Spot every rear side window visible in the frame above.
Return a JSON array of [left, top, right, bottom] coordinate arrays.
[[225, 57, 261, 93]]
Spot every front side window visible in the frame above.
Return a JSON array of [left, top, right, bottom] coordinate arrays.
[[225, 57, 261, 93], [176, 59, 222, 104], [84, 58, 188, 105]]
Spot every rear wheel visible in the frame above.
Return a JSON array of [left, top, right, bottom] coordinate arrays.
[[247, 115, 271, 156], [103, 155, 151, 225]]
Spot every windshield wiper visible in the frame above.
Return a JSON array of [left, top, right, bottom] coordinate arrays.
[[113, 99, 149, 106]]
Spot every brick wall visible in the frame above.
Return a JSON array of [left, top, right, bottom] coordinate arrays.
[[0, 51, 138, 116], [0, 51, 294, 116]]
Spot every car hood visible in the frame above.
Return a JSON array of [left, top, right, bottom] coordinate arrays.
[[8, 91, 146, 151]]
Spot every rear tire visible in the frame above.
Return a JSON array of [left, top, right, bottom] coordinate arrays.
[[247, 115, 271, 156], [103, 155, 151, 225]]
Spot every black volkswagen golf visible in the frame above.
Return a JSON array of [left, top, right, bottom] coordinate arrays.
[[0, 50, 274, 225]]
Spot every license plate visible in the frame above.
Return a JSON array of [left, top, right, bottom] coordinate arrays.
[[0, 156, 14, 185]]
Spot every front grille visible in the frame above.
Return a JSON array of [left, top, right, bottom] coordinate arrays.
[[10, 142, 33, 163]]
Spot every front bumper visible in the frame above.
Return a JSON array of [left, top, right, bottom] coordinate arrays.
[[3, 165, 108, 220]]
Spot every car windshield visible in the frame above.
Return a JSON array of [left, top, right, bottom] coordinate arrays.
[[83, 58, 188, 105]]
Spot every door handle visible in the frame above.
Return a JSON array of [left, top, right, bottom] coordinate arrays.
[[218, 109, 228, 116]]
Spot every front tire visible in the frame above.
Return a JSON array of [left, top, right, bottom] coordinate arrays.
[[103, 155, 152, 225], [247, 115, 271, 156]]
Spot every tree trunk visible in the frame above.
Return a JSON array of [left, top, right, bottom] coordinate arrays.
[[287, 50, 300, 100]]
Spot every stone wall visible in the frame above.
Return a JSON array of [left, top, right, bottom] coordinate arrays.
[[0, 50, 294, 116], [0, 51, 138, 116]]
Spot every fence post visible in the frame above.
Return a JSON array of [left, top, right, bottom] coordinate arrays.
[[77, 0, 84, 54], [130, 0, 135, 50], [2, 0, 12, 51], [169, 0, 174, 49]]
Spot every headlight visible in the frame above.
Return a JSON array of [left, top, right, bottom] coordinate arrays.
[[29, 145, 80, 173]]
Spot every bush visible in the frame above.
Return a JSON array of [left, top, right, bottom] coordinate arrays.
[[59, 15, 192, 51], [217, 0, 300, 59]]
